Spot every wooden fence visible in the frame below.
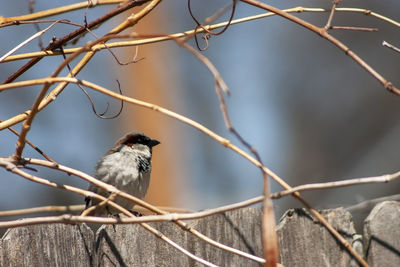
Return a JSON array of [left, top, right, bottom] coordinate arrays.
[[0, 201, 399, 266]]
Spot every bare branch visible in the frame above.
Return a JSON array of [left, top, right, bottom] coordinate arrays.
[[0, 20, 60, 62], [329, 26, 378, 31], [272, 171, 400, 199], [0, 205, 84, 217], [0, 0, 126, 23], [0, 204, 193, 217], [324, 0, 342, 30]]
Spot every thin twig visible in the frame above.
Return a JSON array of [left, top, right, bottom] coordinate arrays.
[[0, 205, 84, 217], [0, 207, 263, 227], [0, 19, 81, 28], [0, 119, 55, 162], [0, 20, 60, 62], [382, 40, 400, 54], [13, 84, 51, 160], [0, 0, 126, 24], [324, 0, 341, 30], [0, 204, 192, 217], [272, 170, 400, 199], [337, 7, 400, 27], [329, 26, 378, 31]]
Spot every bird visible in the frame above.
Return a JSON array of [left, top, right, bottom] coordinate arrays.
[[84, 132, 160, 216]]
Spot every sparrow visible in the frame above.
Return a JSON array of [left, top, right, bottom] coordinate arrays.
[[84, 132, 160, 216]]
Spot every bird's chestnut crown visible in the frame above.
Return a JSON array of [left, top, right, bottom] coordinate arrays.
[[120, 132, 160, 148]]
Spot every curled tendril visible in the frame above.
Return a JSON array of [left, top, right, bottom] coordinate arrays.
[[79, 79, 124, 120], [76, 78, 124, 119], [188, 0, 237, 50], [194, 30, 210, 51], [58, 46, 124, 119]]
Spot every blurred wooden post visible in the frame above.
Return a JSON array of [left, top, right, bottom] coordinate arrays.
[[119, 8, 184, 207]]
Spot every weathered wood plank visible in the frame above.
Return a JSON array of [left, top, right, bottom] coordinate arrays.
[[277, 207, 360, 267], [94, 208, 263, 266], [8, 205, 400, 266], [364, 201, 400, 267], [0, 223, 94, 267], [191, 207, 263, 266]]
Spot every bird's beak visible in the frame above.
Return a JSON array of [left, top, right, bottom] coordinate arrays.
[[149, 139, 160, 147]]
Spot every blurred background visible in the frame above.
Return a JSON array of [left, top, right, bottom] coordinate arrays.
[[0, 0, 399, 232]]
